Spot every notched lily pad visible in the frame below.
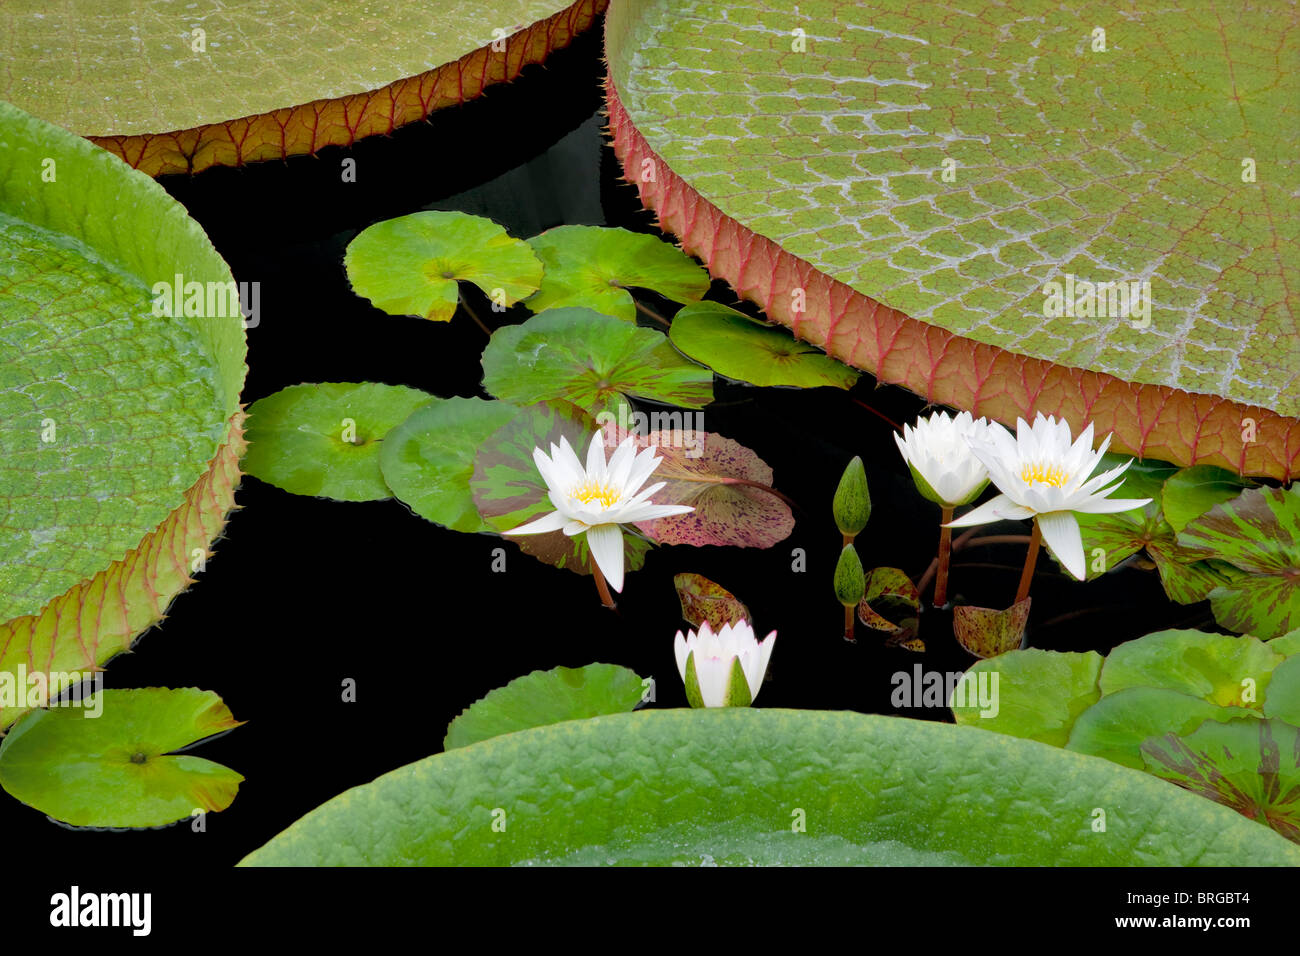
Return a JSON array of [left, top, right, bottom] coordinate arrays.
[[0, 687, 243, 828], [1141, 718, 1300, 844], [1099, 628, 1283, 708], [380, 397, 519, 533], [669, 301, 860, 389], [444, 663, 648, 751], [243, 382, 435, 501], [1162, 465, 1256, 533], [673, 573, 751, 631], [524, 225, 711, 321], [951, 649, 1104, 747], [481, 307, 713, 417], [345, 211, 543, 322]]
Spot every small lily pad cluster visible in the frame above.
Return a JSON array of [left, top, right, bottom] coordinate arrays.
[[951, 627, 1300, 844]]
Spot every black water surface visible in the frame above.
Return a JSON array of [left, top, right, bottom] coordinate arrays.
[[1, 25, 1213, 867]]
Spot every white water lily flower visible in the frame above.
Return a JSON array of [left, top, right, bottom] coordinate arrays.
[[674, 620, 776, 708], [947, 413, 1151, 580], [894, 410, 1006, 507], [502, 430, 693, 592]]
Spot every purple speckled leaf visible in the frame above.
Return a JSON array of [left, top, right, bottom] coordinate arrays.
[[600, 423, 793, 549], [673, 573, 751, 631], [953, 598, 1032, 659]]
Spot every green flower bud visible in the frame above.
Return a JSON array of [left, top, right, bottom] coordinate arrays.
[[833, 543, 866, 607], [833, 455, 871, 536]]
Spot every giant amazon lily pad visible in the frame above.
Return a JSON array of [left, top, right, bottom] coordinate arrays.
[[1176, 487, 1300, 639], [243, 383, 435, 502], [524, 225, 711, 320], [605, 0, 1300, 479], [0, 101, 246, 730], [1, 0, 607, 176], [239, 709, 1300, 865], [0, 688, 243, 828], [481, 307, 714, 417]]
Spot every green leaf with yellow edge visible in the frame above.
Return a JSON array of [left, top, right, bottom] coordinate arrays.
[[525, 225, 711, 321], [345, 211, 543, 322], [1099, 628, 1284, 709], [0, 688, 243, 828], [669, 301, 860, 389], [951, 649, 1103, 747], [243, 382, 434, 502], [481, 307, 713, 417], [444, 664, 647, 750]]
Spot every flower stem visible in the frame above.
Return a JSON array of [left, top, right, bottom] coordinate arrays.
[[633, 299, 671, 328], [591, 561, 616, 609], [459, 292, 491, 335], [934, 506, 954, 607], [1014, 519, 1042, 605], [844, 603, 856, 642]]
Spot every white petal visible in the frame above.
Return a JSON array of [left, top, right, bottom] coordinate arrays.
[[621, 502, 694, 524], [585, 523, 626, 593], [585, 431, 608, 481], [946, 494, 1033, 527], [693, 654, 733, 708], [502, 510, 569, 536], [553, 435, 585, 480], [674, 632, 691, 682], [1074, 495, 1153, 515], [1037, 511, 1085, 580]]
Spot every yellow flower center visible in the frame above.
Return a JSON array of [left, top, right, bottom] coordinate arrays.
[[571, 480, 621, 508], [1020, 463, 1068, 487]]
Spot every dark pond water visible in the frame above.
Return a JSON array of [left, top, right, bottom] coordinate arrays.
[[2, 26, 1212, 867]]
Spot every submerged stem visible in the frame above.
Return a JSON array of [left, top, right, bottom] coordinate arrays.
[[459, 292, 491, 335], [1014, 519, 1043, 605]]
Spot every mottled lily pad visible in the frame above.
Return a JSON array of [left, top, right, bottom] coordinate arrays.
[[673, 573, 751, 631]]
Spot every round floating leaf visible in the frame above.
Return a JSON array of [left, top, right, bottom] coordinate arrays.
[[602, 428, 794, 549], [1162, 466, 1256, 533], [243, 383, 434, 502], [606, 0, 1300, 479], [0, 101, 245, 729], [1263, 657, 1300, 725], [952, 598, 1031, 659], [673, 574, 751, 631], [524, 225, 711, 320], [380, 397, 519, 533], [1066, 688, 1256, 770], [1099, 628, 1283, 708], [669, 301, 860, 389], [951, 649, 1103, 748], [1, 0, 604, 175], [481, 307, 713, 417], [1177, 487, 1300, 638], [444, 663, 647, 751], [1142, 718, 1300, 844], [0, 688, 243, 828], [471, 401, 650, 576], [240, 709, 1300, 865], [345, 211, 543, 322]]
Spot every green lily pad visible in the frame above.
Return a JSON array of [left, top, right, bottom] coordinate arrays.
[[1263, 657, 1300, 725], [243, 383, 434, 502], [1066, 687, 1256, 770], [524, 225, 711, 321], [345, 211, 544, 322], [481, 307, 714, 417], [380, 397, 519, 533], [0, 688, 243, 828], [445, 663, 648, 750], [1058, 455, 1176, 581], [1099, 628, 1283, 708], [1177, 487, 1300, 638], [951, 649, 1103, 747], [1162, 466, 1256, 533], [240, 709, 1300, 866], [1141, 718, 1300, 844], [673, 573, 751, 631], [0, 101, 245, 729], [470, 400, 650, 576], [669, 301, 860, 389]]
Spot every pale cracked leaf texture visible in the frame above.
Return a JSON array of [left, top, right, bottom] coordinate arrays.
[[0, 0, 606, 175], [606, 0, 1300, 479]]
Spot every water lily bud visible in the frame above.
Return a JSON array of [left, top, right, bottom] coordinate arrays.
[[833, 543, 865, 607], [833, 455, 871, 536], [894, 410, 998, 508], [674, 620, 776, 708]]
